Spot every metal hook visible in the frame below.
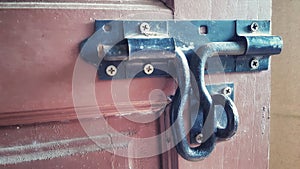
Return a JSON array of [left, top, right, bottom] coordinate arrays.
[[170, 42, 245, 161]]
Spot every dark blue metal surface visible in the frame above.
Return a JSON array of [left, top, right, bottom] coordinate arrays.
[[80, 20, 282, 80], [190, 83, 235, 144], [171, 42, 245, 161], [213, 94, 239, 140], [236, 55, 270, 72], [236, 20, 271, 35], [79, 20, 283, 161], [243, 36, 283, 55]]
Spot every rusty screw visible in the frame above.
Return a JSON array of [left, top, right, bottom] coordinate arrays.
[[250, 22, 259, 32], [250, 59, 260, 69], [195, 133, 204, 144], [140, 22, 151, 34], [144, 64, 154, 75], [222, 87, 232, 96], [106, 65, 117, 76]]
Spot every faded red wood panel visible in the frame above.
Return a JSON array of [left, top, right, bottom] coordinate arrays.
[[0, 116, 162, 168], [0, 0, 273, 168], [162, 0, 271, 19], [0, 2, 173, 126], [0, 1, 172, 168]]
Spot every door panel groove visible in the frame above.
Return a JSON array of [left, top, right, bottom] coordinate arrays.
[[0, 1, 170, 11]]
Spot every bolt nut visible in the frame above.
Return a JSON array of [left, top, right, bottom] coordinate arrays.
[[144, 64, 154, 75], [195, 133, 204, 144], [140, 22, 151, 34], [222, 87, 232, 96], [250, 59, 260, 69], [250, 22, 259, 32], [106, 65, 117, 76]]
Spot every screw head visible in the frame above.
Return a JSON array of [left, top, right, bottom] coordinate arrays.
[[140, 22, 151, 34], [144, 64, 154, 75], [102, 24, 111, 32], [250, 59, 260, 69], [250, 22, 259, 32], [106, 65, 117, 76], [199, 25, 208, 34], [222, 87, 232, 96], [195, 133, 204, 144]]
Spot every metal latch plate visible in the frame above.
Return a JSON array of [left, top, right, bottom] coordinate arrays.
[[80, 20, 281, 80]]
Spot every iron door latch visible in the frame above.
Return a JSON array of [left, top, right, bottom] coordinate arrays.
[[79, 20, 282, 161]]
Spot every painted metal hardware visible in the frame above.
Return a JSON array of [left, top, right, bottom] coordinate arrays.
[[80, 20, 282, 80], [171, 42, 244, 161], [79, 20, 283, 161]]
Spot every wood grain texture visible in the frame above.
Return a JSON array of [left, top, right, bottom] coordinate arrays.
[[0, 0, 273, 168], [0, 117, 162, 168], [169, 0, 271, 20], [0, 8, 173, 126], [0, 0, 170, 11], [271, 0, 300, 169], [0, 4, 172, 168]]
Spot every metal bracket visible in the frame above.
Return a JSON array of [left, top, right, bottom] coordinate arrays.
[[80, 20, 282, 80], [79, 20, 282, 161]]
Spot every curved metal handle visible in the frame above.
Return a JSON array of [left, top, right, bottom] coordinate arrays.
[[170, 47, 216, 161], [170, 42, 245, 161], [78, 20, 283, 161], [212, 94, 239, 140]]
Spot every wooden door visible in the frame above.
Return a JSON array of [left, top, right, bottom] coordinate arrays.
[[0, 0, 273, 169]]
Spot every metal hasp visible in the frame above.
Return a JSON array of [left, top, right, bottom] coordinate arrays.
[[79, 20, 283, 161]]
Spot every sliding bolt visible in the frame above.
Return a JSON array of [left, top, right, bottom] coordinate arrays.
[[106, 65, 117, 76]]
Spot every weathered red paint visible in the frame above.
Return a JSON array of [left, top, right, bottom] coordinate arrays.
[[0, 0, 272, 168]]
